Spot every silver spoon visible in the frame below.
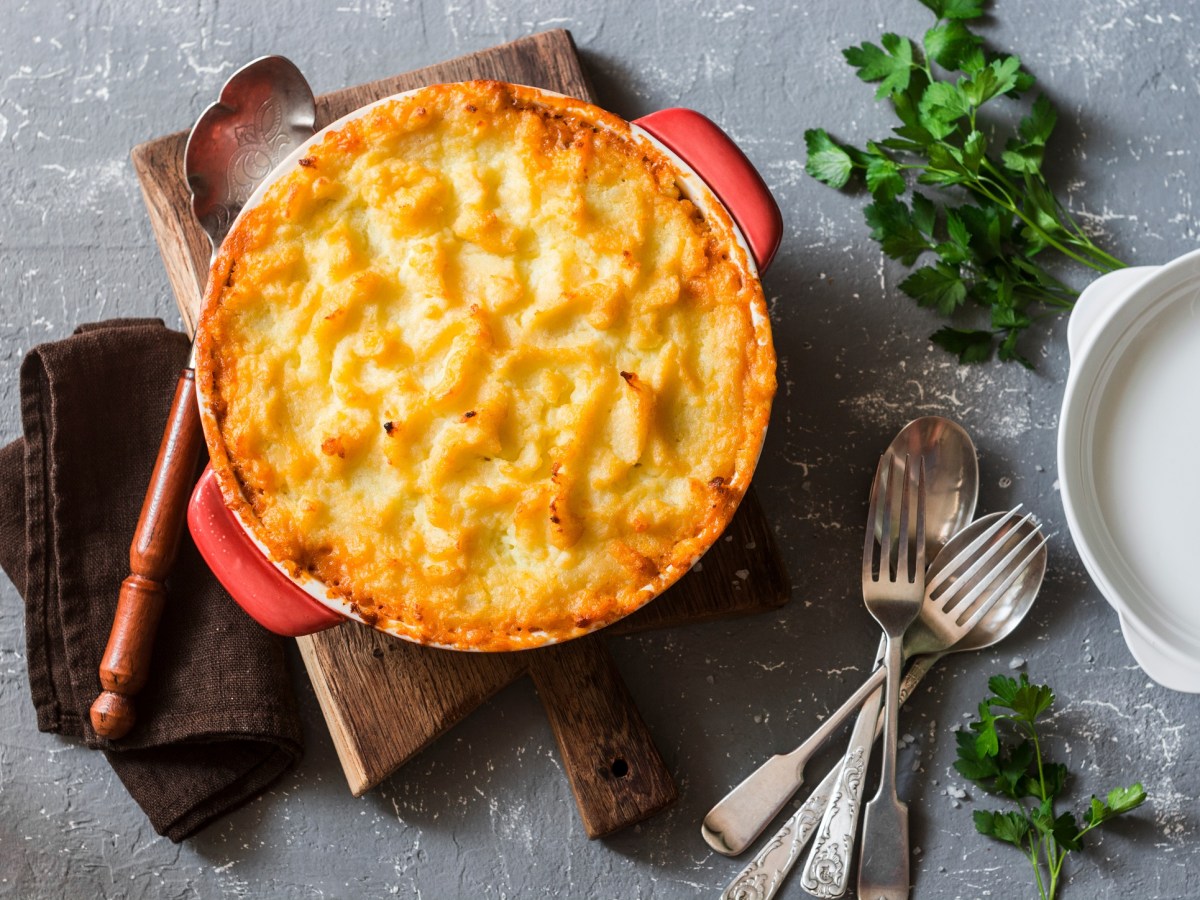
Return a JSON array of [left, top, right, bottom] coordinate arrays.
[[89, 57, 316, 740], [880, 417, 978, 556], [702, 416, 978, 856], [721, 511, 1048, 900]]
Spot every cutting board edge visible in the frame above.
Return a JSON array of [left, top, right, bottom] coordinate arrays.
[[296, 634, 372, 794]]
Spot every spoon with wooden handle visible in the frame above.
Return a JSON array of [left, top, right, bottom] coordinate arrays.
[[88, 56, 316, 739]]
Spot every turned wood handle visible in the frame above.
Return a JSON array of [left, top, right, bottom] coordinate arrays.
[[528, 636, 678, 838], [89, 367, 204, 740]]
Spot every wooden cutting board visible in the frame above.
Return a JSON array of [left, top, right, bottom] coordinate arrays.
[[130, 29, 789, 838]]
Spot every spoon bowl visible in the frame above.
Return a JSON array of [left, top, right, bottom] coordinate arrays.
[[882, 417, 979, 558], [184, 55, 317, 254]]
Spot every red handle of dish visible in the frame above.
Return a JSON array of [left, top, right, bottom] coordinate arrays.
[[188, 465, 346, 636], [634, 108, 783, 272]]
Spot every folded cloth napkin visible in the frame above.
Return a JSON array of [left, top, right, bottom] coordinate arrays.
[[0, 318, 303, 842]]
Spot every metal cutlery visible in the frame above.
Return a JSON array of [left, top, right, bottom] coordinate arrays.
[[721, 509, 1048, 900], [806, 507, 1045, 898], [88, 57, 316, 739], [703, 504, 1039, 859], [720, 656, 934, 900], [703, 417, 980, 858], [856, 453, 926, 900]]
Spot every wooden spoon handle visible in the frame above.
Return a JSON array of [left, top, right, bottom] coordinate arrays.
[[89, 367, 204, 739], [528, 636, 677, 838]]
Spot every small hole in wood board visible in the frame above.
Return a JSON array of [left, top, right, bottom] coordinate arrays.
[[610, 758, 629, 778], [371, 647, 384, 659]]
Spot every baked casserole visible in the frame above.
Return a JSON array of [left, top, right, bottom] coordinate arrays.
[[195, 80, 776, 650]]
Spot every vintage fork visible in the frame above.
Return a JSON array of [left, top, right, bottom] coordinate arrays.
[[857, 453, 925, 900]]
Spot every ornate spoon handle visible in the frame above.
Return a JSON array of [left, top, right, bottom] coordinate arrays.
[[702, 664, 887, 855], [719, 654, 939, 900], [720, 763, 839, 900], [800, 681, 885, 897]]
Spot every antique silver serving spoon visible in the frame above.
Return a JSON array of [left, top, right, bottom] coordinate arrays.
[[88, 57, 316, 740]]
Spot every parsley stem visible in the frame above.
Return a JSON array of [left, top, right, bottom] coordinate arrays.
[[1042, 188, 1126, 271], [978, 159, 1124, 273], [1026, 836, 1049, 900], [968, 166, 1116, 274]]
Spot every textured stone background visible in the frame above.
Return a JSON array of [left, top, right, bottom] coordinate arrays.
[[1, 1, 1197, 897]]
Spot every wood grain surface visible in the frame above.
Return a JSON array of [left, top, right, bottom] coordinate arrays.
[[130, 29, 789, 837]]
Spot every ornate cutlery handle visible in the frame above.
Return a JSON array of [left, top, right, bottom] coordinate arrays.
[[719, 654, 940, 900], [801, 682, 885, 897], [720, 763, 839, 900], [702, 665, 887, 856]]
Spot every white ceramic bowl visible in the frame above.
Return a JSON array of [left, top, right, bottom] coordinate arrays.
[[1059, 253, 1200, 691]]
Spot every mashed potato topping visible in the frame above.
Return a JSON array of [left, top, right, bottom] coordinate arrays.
[[196, 81, 775, 650]]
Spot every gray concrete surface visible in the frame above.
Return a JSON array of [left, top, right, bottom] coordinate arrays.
[[1, 1, 1197, 897]]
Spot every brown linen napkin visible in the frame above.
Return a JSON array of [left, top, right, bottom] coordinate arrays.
[[0, 318, 303, 842]]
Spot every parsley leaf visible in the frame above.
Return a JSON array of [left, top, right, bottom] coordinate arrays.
[[1020, 94, 1058, 145], [988, 674, 1055, 723], [911, 192, 938, 235], [1003, 96, 1059, 174], [954, 727, 1001, 780], [974, 809, 1030, 846], [864, 198, 932, 265], [865, 149, 907, 200], [962, 55, 1023, 106], [961, 130, 987, 172], [956, 673, 1148, 899], [924, 20, 983, 70], [804, 129, 856, 188], [1084, 784, 1148, 828], [917, 81, 970, 139], [804, 0, 1127, 366], [930, 327, 993, 362], [844, 34, 916, 99], [900, 263, 968, 314], [918, 0, 986, 19]]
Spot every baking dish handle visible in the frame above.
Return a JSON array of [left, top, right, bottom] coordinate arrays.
[[634, 108, 783, 272], [1068, 266, 1154, 360], [188, 465, 346, 636]]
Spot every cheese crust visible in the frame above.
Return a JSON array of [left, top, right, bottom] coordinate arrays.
[[196, 81, 776, 650]]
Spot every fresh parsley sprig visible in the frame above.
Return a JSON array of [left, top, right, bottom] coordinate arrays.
[[954, 675, 1147, 899], [804, 0, 1127, 366]]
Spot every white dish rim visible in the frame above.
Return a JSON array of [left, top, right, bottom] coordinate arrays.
[[1058, 249, 1200, 685]]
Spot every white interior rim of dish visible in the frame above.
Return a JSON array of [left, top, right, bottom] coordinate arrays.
[[1059, 248, 1200, 667], [203, 83, 763, 646]]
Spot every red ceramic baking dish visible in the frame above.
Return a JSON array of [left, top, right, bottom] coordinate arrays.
[[186, 83, 783, 645]]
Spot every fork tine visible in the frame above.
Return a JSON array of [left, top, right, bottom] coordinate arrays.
[[955, 533, 1048, 631], [943, 524, 1044, 622], [863, 454, 889, 584], [895, 454, 912, 583], [926, 506, 1028, 603], [913, 457, 926, 583], [937, 513, 1037, 612], [879, 456, 897, 580]]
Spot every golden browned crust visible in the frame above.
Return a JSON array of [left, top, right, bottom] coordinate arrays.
[[195, 80, 775, 650]]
